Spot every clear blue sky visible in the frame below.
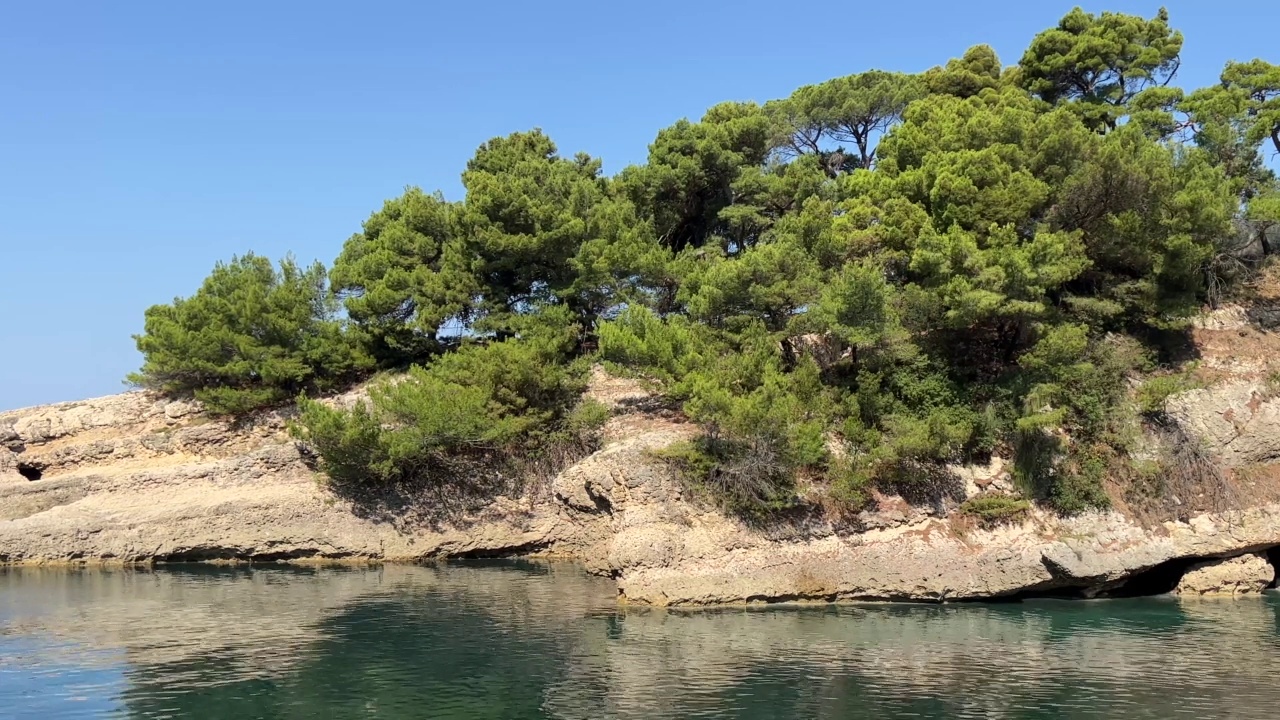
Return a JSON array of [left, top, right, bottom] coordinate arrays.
[[0, 1, 1275, 411]]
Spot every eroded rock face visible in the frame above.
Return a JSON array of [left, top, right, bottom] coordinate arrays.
[[1175, 553, 1276, 597], [0, 392, 566, 564], [1166, 381, 1280, 468], [609, 506, 1280, 605], [4, 354, 1280, 606]]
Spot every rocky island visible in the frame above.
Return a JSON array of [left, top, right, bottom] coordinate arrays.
[[5, 7, 1280, 606], [4, 300, 1280, 604]]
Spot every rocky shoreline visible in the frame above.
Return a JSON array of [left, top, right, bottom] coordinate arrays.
[[4, 307, 1280, 605]]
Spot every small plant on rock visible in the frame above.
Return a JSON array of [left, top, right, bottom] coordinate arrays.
[[958, 495, 1031, 528]]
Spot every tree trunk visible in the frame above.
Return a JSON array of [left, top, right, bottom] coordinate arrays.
[[856, 134, 871, 170]]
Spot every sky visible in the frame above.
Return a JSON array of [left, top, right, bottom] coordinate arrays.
[[0, 1, 1276, 411]]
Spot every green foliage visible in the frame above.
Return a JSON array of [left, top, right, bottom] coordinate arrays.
[[656, 433, 799, 518], [1011, 432, 1113, 515], [1244, 188, 1280, 261], [811, 261, 894, 346], [292, 338, 589, 490], [597, 307, 710, 382], [825, 458, 874, 512], [923, 45, 1005, 99], [1018, 7, 1183, 131], [1051, 447, 1115, 515], [565, 398, 611, 437], [456, 130, 608, 333], [907, 224, 1089, 328], [1051, 126, 1234, 327], [1135, 365, 1202, 416], [1221, 59, 1280, 159], [1180, 84, 1273, 199], [640, 337, 833, 516], [131, 254, 372, 415], [137, 9, 1269, 520], [773, 70, 925, 171], [332, 130, 662, 365], [330, 188, 468, 364], [620, 102, 772, 253], [959, 496, 1031, 526], [679, 240, 820, 331]]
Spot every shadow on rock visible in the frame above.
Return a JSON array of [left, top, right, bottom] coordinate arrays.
[[294, 437, 602, 535], [877, 461, 967, 515], [1246, 302, 1280, 331], [296, 446, 527, 533]]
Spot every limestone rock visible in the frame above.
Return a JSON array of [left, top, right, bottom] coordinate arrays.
[[163, 399, 200, 420], [0, 391, 568, 565], [4, 367, 1280, 607], [613, 506, 1280, 605], [8, 392, 156, 444], [0, 421, 21, 452], [1175, 553, 1275, 597], [1166, 381, 1280, 467], [954, 456, 1013, 499]]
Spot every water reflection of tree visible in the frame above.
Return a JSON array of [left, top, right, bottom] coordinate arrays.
[[7, 566, 1279, 719], [117, 563, 613, 719]]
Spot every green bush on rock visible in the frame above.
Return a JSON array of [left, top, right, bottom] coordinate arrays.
[[959, 496, 1031, 527], [291, 335, 601, 492], [130, 254, 372, 415]]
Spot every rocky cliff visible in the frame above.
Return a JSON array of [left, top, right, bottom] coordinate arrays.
[[3, 303, 1280, 605]]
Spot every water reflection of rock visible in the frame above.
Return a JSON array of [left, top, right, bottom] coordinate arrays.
[[4, 566, 1278, 719], [547, 598, 1280, 719], [0, 563, 615, 685]]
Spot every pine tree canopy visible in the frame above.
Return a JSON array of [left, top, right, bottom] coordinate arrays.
[[132, 8, 1280, 517]]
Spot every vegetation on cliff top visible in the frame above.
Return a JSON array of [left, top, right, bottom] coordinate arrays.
[[130, 7, 1280, 516]]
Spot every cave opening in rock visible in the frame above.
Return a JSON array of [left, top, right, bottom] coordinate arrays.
[[1092, 556, 1215, 599], [16, 463, 43, 481], [1267, 546, 1280, 589]]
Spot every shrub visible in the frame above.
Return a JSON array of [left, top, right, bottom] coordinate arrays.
[[1135, 366, 1203, 416], [291, 338, 591, 491], [294, 372, 525, 491], [565, 398, 611, 438], [656, 432, 799, 518], [597, 307, 708, 382], [880, 406, 978, 467], [959, 496, 1031, 526], [130, 254, 372, 415], [1050, 446, 1114, 515], [651, 352, 838, 517], [826, 458, 874, 512], [1010, 431, 1112, 515]]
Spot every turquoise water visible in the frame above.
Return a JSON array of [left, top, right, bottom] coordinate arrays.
[[1, 563, 1278, 719]]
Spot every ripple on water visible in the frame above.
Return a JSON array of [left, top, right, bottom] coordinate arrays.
[[1, 564, 1278, 719]]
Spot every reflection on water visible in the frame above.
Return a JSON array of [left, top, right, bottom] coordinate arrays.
[[1, 563, 1278, 719]]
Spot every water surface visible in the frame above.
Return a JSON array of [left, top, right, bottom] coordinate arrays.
[[2, 562, 1278, 718]]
